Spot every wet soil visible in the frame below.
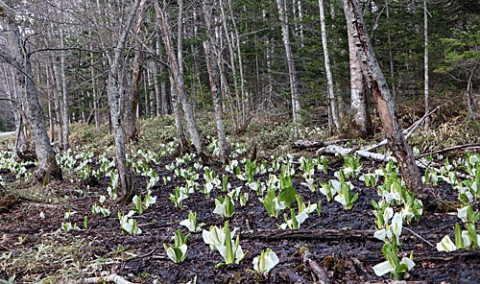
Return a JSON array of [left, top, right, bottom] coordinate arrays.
[[1, 154, 479, 284]]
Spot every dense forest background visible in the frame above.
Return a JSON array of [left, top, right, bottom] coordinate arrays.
[[0, 0, 478, 135]]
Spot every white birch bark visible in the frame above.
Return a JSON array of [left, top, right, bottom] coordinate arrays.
[[342, 0, 423, 194], [319, 0, 340, 133], [343, 0, 371, 137]]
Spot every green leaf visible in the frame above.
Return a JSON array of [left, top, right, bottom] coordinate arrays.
[[223, 221, 234, 264], [278, 186, 296, 208], [262, 188, 276, 217], [455, 223, 463, 249]]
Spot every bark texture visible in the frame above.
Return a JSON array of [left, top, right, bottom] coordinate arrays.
[[203, 41, 228, 163], [343, 1, 371, 137], [0, 2, 62, 180], [59, 23, 70, 149], [344, 0, 423, 193], [276, 0, 301, 130], [106, 0, 141, 197], [123, 0, 147, 142], [423, 0, 430, 130], [319, 0, 340, 133], [155, 1, 204, 155]]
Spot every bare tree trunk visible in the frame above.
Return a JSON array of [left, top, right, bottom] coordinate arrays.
[[105, 0, 141, 198], [147, 65, 156, 115], [319, 0, 340, 133], [204, 41, 228, 163], [89, 29, 100, 129], [151, 58, 161, 116], [46, 66, 55, 142], [227, 0, 247, 126], [2, 65, 27, 158], [466, 62, 479, 120], [170, 76, 187, 151], [386, 1, 396, 99], [343, 0, 423, 194], [276, 0, 301, 131], [122, 47, 143, 141], [123, 1, 145, 140], [47, 26, 64, 145], [297, 0, 305, 47], [203, 1, 228, 163], [342, 0, 371, 137], [219, 0, 241, 131], [59, 21, 70, 150], [423, 0, 430, 130], [122, 0, 146, 141], [155, 0, 204, 156], [155, 30, 169, 116], [175, 0, 204, 155], [0, 2, 62, 180]]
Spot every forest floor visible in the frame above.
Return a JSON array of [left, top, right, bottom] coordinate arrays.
[[1, 117, 480, 284]]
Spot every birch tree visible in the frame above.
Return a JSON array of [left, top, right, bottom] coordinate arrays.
[[342, 0, 423, 194], [318, 0, 340, 133], [276, 0, 301, 131], [342, 0, 371, 137]]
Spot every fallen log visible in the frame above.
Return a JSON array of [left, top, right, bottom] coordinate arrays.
[[293, 139, 351, 149], [317, 144, 396, 163], [317, 144, 473, 180]]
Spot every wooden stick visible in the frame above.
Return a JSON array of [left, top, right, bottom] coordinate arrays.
[[415, 143, 480, 159], [293, 139, 352, 149], [317, 144, 396, 163]]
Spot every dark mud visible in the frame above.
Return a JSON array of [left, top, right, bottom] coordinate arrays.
[[1, 155, 479, 284]]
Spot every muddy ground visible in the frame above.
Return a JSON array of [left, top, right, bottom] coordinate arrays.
[[1, 153, 479, 284]]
